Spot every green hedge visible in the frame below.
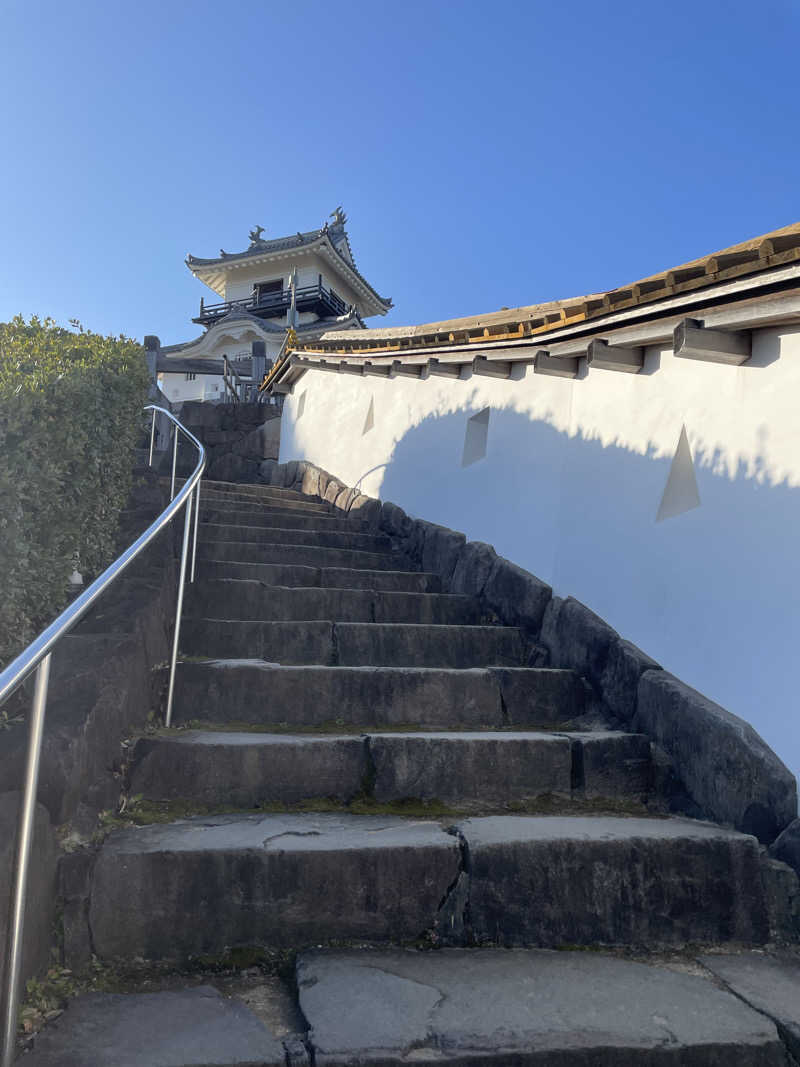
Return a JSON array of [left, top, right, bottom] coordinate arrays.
[[0, 316, 150, 669]]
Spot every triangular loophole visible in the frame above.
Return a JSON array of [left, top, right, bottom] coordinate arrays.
[[462, 407, 490, 468], [656, 424, 701, 522], [362, 396, 375, 435]]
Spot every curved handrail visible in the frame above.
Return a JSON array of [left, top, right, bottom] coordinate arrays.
[[0, 404, 205, 1067]]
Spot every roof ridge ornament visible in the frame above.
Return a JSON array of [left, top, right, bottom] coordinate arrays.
[[329, 206, 347, 228], [248, 224, 269, 250]]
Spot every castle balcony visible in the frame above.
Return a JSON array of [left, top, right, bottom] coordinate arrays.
[[193, 281, 349, 327]]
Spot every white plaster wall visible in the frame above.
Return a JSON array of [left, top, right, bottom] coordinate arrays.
[[225, 271, 285, 303], [159, 373, 223, 404], [174, 332, 285, 364], [280, 326, 800, 784]]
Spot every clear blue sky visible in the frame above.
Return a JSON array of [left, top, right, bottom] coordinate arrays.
[[2, 0, 798, 346]]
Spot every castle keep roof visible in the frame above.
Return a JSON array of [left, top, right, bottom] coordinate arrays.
[[186, 211, 392, 319]]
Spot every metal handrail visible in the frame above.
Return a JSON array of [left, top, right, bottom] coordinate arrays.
[[0, 404, 205, 1067]]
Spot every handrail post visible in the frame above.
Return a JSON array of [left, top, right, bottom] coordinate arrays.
[[1, 654, 52, 1067], [190, 480, 201, 583], [148, 408, 156, 468], [0, 405, 204, 1065], [164, 490, 193, 727], [170, 422, 178, 501]]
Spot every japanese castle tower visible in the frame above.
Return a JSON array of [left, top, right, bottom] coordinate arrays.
[[155, 208, 392, 403]]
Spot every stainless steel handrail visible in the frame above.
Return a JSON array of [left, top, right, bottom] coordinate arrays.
[[0, 404, 205, 1067]]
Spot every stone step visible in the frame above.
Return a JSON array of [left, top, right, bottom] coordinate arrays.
[[175, 477, 314, 503], [297, 948, 785, 1066], [199, 559, 443, 593], [130, 729, 651, 810], [172, 661, 585, 729], [88, 813, 461, 961], [200, 490, 331, 514], [201, 506, 364, 532], [197, 539, 413, 570], [86, 814, 768, 963], [20, 986, 286, 1067], [456, 814, 768, 947], [180, 620, 529, 668], [200, 521, 391, 552], [185, 579, 481, 625]]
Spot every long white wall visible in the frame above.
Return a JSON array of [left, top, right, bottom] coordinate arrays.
[[158, 372, 223, 404], [280, 325, 800, 784]]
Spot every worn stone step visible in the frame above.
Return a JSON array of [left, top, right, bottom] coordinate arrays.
[[181, 620, 529, 667], [20, 986, 286, 1067], [175, 477, 314, 503], [197, 538, 412, 570], [130, 729, 650, 810], [88, 813, 461, 962], [369, 730, 651, 806], [172, 661, 585, 728], [185, 579, 481, 625], [86, 814, 768, 964], [131, 731, 369, 807], [201, 506, 364, 531], [297, 948, 785, 1066], [456, 814, 769, 948], [200, 490, 331, 514], [199, 559, 443, 593], [200, 521, 391, 552]]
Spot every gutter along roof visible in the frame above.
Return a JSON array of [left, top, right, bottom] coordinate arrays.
[[262, 223, 800, 393]]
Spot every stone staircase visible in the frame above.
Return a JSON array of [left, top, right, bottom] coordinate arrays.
[[23, 478, 799, 1065]]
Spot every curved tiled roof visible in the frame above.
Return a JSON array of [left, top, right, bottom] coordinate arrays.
[[186, 221, 392, 314], [159, 307, 366, 364], [186, 227, 327, 267], [299, 223, 800, 356]]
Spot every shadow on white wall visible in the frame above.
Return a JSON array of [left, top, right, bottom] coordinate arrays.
[[378, 404, 799, 783]]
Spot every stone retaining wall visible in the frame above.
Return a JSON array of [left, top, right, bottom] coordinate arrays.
[[0, 469, 178, 984], [172, 401, 280, 482], [255, 457, 798, 850]]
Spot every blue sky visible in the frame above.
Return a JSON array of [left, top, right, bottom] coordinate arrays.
[[2, 0, 798, 346]]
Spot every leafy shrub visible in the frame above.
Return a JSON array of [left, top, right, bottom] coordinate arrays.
[[0, 316, 149, 669]]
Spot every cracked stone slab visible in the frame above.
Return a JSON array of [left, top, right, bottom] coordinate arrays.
[[458, 815, 768, 947], [21, 986, 286, 1066], [89, 814, 460, 962], [297, 948, 785, 1065], [200, 559, 443, 593], [699, 952, 800, 1060], [199, 521, 392, 551]]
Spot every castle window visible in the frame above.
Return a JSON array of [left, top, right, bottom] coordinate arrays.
[[255, 279, 284, 304]]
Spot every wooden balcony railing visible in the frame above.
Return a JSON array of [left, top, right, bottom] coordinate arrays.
[[193, 283, 349, 326]]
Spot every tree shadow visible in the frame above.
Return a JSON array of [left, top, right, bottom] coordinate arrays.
[[380, 405, 800, 783]]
